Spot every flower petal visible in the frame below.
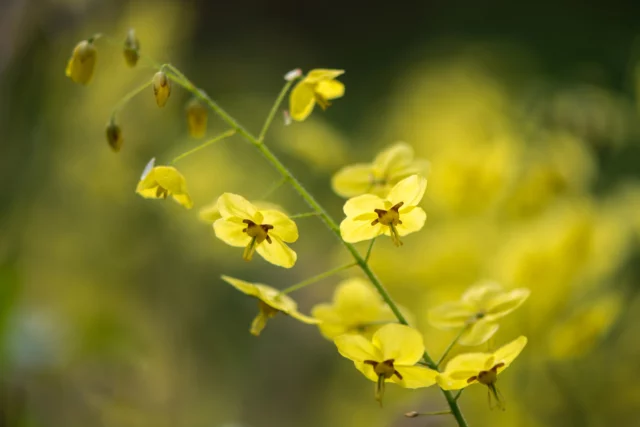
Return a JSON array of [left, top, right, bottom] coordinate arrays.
[[256, 236, 297, 268], [427, 302, 475, 329], [387, 174, 427, 207], [442, 352, 491, 375], [393, 365, 438, 389], [459, 320, 500, 346], [332, 164, 375, 198], [395, 207, 426, 236], [492, 336, 527, 372], [373, 142, 414, 176], [304, 69, 345, 83], [199, 201, 221, 223], [334, 334, 382, 363], [461, 281, 504, 307], [436, 372, 476, 390], [260, 210, 298, 243], [343, 194, 386, 217], [172, 193, 193, 209], [484, 288, 530, 320], [152, 166, 188, 194], [213, 218, 251, 247], [372, 324, 424, 365], [340, 217, 384, 243], [312, 304, 350, 339], [315, 79, 345, 100], [288, 310, 320, 325], [289, 82, 316, 122], [221, 275, 261, 298], [217, 193, 260, 220]]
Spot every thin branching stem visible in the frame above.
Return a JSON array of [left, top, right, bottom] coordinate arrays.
[[289, 212, 321, 219], [258, 79, 296, 142], [280, 262, 357, 294], [171, 129, 236, 163], [437, 327, 468, 367], [111, 80, 152, 118], [364, 238, 376, 263]]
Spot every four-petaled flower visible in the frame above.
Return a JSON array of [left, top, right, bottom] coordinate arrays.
[[335, 324, 438, 405], [340, 174, 427, 247], [437, 336, 528, 410], [311, 278, 400, 339], [222, 276, 318, 336], [428, 281, 530, 346], [332, 142, 430, 198], [213, 193, 298, 268], [136, 158, 193, 209], [289, 69, 345, 122]]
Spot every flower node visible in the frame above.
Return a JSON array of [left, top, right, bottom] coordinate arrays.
[[242, 220, 274, 244]]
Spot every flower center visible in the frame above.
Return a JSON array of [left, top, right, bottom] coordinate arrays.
[[313, 91, 331, 110], [371, 202, 404, 247], [467, 362, 505, 386], [364, 359, 403, 380], [242, 220, 274, 262], [155, 186, 169, 199]]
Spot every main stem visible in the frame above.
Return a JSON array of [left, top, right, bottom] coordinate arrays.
[[166, 72, 468, 427]]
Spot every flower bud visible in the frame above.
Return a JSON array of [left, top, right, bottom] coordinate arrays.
[[186, 98, 208, 138], [152, 71, 171, 107], [65, 40, 97, 85], [123, 28, 140, 67], [106, 120, 123, 152]]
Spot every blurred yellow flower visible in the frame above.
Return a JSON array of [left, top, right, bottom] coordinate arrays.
[[311, 278, 398, 339], [437, 336, 527, 410], [289, 69, 344, 121], [123, 28, 140, 67], [199, 199, 285, 223], [340, 174, 427, 246], [221, 276, 318, 336], [186, 98, 208, 138], [65, 40, 97, 85], [428, 281, 530, 346], [135, 158, 193, 209], [213, 193, 298, 268], [548, 293, 622, 360], [153, 71, 171, 107], [332, 142, 430, 198], [334, 324, 438, 404]]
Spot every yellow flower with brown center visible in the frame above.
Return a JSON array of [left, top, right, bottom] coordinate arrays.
[[334, 324, 438, 405], [152, 71, 171, 107], [135, 158, 193, 209], [221, 276, 318, 336], [340, 174, 427, 246], [427, 281, 530, 346], [213, 193, 298, 268], [65, 40, 97, 85], [289, 69, 345, 121], [332, 142, 430, 198], [437, 336, 527, 410]]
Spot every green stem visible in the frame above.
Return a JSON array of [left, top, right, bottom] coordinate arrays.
[[166, 70, 469, 427], [111, 80, 152, 117], [280, 262, 357, 294], [258, 79, 296, 142], [406, 410, 452, 417], [171, 129, 236, 163], [436, 327, 467, 367], [289, 212, 321, 219], [454, 389, 464, 401], [260, 177, 287, 199], [364, 238, 376, 263]]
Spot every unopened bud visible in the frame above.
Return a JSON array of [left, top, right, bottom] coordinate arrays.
[[65, 40, 97, 85], [283, 110, 292, 126], [106, 119, 123, 152], [152, 71, 171, 107], [123, 28, 140, 67], [186, 98, 208, 138], [284, 68, 302, 81], [404, 411, 419, 418]]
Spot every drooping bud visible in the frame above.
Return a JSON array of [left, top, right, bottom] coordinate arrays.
[[404, 411, 419, 418], [105, 119, 123, 152], [284, 68, 302, 81], [123, 28, 140, 67], [185, 98, 207, 138], [65, 40, 97, 85], [152, 71, 171, 107]]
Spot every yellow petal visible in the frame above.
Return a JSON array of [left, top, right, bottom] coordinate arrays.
[[199, 201, 221, 223], [172, 193, 194, 209], [491, 336, 527, 372], [289, 82, 316, 122], [442, 352, 491, 375], [436, 372, 476, 390], [213, 219, 251, 247], [461, 281, 504, 307], [221, 275, 261, 298], [387, 174, 427, 207], [260, 210, 298, 242], [331, 164, 375, 198], [315, 79, 345, 100], [217, 193, 260, 221], [312, 305, 350, 339], [388, 159, 431, 182], [484, 288, 530, 320], [304, 69, 344, 83], [256, 236, 297, 268], [334, 334, 381, 362], [343, 194, 386, 217], [459, 320, 500, 346], [340, 217, 384, 243], [288, 309, 320, 325], [152, 166, 188, 195], [250, 312, 270, 336], [394, 207, 426, 236], [393, 365, 438, 389], [427, 302, 475, 329], [354, 361, 380, 383], [373, 142, 414, 176], [372, 324, 424, 365], [333, 278, 383, 317]]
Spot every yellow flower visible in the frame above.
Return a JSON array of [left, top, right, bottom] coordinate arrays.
[[289, 69, 344, 121], [135, 158, 193, 209], [311, 278, 398, 339], [152, 71, 171, 107], [199, 199, 286, 223], [186, 98, 208, 138], [213, 193, 298, 268], [428, 281, 529, 346], [65, 40, 97, 85], [340, 174, 427, 247], [334, 324, 438, 404], [123, 28, 140, 67], [332, 142, 430, 198], [437, 336, 527, 410], [221, 275, 318, 336], [105, 120, 123, 152]]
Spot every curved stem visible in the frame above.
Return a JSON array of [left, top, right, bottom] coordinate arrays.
[[280, 262, 357, 295], [258, 79, 296, 142], [289, 212, 321, 219], [171, 129, 236, 163], [111, 80, 152, 117], [364, 238, 376, 263], [437, 327, 467, 367], [166, 70, 468, 427]]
